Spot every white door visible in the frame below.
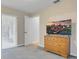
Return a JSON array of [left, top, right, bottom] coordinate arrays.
[[30, 16, 40, 44], [24, 16, 40, 45], [2, 14, 17, 49], [24, 16, 31, 45]]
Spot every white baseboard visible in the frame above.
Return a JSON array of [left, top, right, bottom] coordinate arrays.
[[16, 44, 24, 47], [39, 44, 44, 48], [70, 52, 77, 56], [2, 44, 25, 49]]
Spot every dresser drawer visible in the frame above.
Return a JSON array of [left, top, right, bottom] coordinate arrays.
[[44, 35, 69, 57]]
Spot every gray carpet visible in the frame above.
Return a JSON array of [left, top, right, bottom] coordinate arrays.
[[1, 45, 77, 59]]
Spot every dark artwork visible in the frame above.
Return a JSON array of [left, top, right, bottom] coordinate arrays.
[[46, 19, 71, 35]]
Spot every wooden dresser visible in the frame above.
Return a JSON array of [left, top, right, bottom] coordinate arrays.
[[44, 35, 70, 57]]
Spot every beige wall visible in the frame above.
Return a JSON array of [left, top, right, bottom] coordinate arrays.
[[34, 0, 77, 56], [1, 0, 77, 56], [1, 6, 29, 45]]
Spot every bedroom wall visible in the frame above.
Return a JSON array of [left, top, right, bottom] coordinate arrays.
[[1, 6, 29, 46], [1, 0, 77, 56], [34, 0, 77, 56]]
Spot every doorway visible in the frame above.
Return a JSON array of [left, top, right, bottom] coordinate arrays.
[[2, 14, 17, 49], [24, 16, 40, 46]]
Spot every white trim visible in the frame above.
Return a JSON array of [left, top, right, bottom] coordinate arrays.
[[38, 44, 44, 48], [2, 44, 24, 49], [16, 44, 24, 47], [70, 52, 77, 56]]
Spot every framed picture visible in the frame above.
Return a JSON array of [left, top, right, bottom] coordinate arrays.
[[46, 19, 71, 35]]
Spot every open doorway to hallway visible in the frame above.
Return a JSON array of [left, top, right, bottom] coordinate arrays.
[[1, 14, 17, 49]]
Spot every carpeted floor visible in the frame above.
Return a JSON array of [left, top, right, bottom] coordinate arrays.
[[1, 45, 77, 59]]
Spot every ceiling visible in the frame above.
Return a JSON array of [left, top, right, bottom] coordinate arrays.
[[1, 0, 56, 14]]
